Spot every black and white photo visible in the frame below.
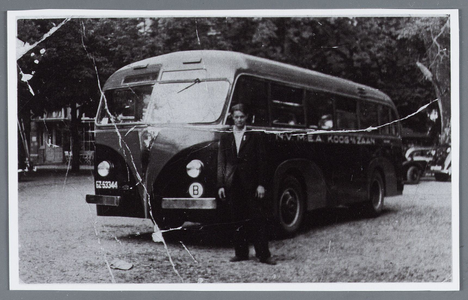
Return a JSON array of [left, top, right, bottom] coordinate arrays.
[[8, 9, 459, 291]]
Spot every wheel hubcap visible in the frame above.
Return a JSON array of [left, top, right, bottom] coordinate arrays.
[[280, 188, 300, 226]]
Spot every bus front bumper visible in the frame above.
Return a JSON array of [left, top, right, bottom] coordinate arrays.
[[86, 195, 217, 210], [86, 195, 121, 207], [162, 198, 217, 209]]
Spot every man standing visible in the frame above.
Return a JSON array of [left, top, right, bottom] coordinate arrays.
[[217, 104, 275, 265]]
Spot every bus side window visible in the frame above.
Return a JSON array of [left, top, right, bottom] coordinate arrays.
[[231, 76, 269, 126], [359, 101, 378, 131], [306, 91, 334, 130], [390, 110, 399, 135], [271, 83, 305, 127], [379, 105, 391, 135], [335, 97, 358, 130]]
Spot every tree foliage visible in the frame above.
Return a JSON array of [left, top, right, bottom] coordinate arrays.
[[397, 16, 451, 142], [17, 16, 450, 142]]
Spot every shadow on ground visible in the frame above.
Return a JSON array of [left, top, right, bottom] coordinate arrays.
[[117, 205, 399, 249], [118, 222, 236, 248]]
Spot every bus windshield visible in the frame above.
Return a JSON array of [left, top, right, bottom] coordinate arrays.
[[98, 85, 153, 124], [146, 80, 229, 124]]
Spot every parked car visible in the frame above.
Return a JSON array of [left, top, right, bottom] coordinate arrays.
[[402, 146, 435, 184], [431, 144, 451, 182]]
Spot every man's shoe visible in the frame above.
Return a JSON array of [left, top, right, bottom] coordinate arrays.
[[259, 257, 276, 265], [230, 256, 249, 262]]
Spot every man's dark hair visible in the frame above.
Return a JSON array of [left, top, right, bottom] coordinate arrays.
[[230, 103, 249, 115]]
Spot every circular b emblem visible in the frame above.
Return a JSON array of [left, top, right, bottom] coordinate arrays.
[[189, 182, 203, 198]]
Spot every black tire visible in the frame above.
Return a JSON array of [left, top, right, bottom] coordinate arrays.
[[406, 165, 421, 184], [435, 173, 451, 182], [276, 175, 305, 236], [365, 172, 385, 217]]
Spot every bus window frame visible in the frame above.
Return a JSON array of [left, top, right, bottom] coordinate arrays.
[[226, 74, 271, 127], [305, 89, 337, 130], [334, 95, 359, 131], [96, 83, 155, 126], [146, 77, 231, 125], [270, 82, 306, 129], [228, 73, 399, 134], [378, 104, 391, 136], [358, 99, 380, 131], [228, 74, 311, 129], [98, 78, 232, 127]]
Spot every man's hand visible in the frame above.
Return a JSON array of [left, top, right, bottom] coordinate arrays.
[[255, 185, 265, 199], [218, 187, 226, 200]]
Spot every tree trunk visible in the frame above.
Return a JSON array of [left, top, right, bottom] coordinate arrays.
[[416, 62, 449, 144], [70, 103, 81, 172]]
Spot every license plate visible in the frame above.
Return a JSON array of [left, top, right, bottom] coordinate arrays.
[[96, 180, 118, 189], [431, 166, 442, 171]]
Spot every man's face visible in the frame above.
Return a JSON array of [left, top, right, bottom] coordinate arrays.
[[232, 110, 247, 129]]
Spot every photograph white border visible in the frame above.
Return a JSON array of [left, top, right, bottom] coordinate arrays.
[[8, 8, 460, 291]]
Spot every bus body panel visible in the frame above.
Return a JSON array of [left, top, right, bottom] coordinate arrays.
[[87, 50, 404, 234], [92, 127, 146, 218], [144, 127, 221, 219], [92, 125, 224, 220], [105, 51, 396, 108]]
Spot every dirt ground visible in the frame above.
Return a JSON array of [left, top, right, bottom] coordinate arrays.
[[16, 170, 453, 285]]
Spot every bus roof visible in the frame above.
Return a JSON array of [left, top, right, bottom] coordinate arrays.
[[104, 50, 394, 107]]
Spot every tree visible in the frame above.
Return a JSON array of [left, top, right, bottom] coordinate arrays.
[[397, 16, 451, 143], [17, 16, 450, 171], [18, 19, 101, 171], [17, 18, 158, 171]]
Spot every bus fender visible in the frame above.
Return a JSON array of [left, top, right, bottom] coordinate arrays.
[[367, 157, 398, 197], [273, 159, 327, 212]]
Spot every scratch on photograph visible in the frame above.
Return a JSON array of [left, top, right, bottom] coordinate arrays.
[[8, 9, 460, 291]]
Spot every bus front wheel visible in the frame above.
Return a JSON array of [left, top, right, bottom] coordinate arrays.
[[150, 194, 185, 230], [365, 172, 385, 217], [276, 176, 305, 236]]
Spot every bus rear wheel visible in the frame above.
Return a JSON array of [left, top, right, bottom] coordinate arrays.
[[365, 172, 385, 217], [276, 176, 305, 236]]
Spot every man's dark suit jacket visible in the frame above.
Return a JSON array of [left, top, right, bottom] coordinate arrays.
[[217, 129, 266, 193]]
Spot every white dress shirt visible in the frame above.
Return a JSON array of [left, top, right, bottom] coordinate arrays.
[[233, 127, 246, 154]]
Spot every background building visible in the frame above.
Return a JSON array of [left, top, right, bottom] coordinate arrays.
[[28, 107, 95, 166]]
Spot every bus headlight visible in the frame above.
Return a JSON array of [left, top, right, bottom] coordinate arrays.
[[186, 160, 203, 178], [97, 161, 112, 177]]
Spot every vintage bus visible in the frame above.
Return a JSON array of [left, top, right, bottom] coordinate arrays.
[[86, 50, 404, 235]]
